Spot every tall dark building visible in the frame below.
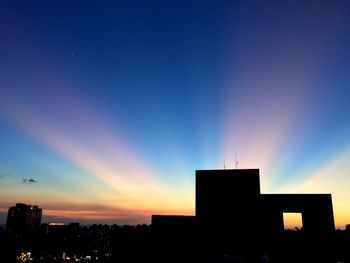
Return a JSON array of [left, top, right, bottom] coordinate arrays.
[[6, 203, 42, 234], [196, 169, 261, 238]]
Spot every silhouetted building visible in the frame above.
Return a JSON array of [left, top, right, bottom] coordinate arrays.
[[196, 169, 335, 234], [152, 215, 196, 232], [196, 169, 261, 239], [6, 203, 42, 234], [345, 224, 350, 232], [260, 193, 335, 234], [68, 222, 80, 234], [152, 169, 336, 262]]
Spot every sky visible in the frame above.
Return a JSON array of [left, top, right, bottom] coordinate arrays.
[[1, 0, 350, 227]]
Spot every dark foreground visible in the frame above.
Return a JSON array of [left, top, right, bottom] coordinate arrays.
[[1, 224, 350, 263]]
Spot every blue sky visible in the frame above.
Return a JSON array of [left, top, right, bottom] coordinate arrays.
[[1, 0, 350, 227]]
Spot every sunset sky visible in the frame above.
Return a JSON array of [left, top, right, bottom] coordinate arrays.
[[1, 0, 350, 227]]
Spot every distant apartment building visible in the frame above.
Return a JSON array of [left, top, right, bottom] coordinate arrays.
[[6, 203, 42, 234]]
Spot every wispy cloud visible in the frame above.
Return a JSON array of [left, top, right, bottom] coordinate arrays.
[[23, 178, 38, 184], [0, 173, 10, 179]]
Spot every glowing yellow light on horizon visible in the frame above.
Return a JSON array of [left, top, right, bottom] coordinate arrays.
[[283, 212, 303, 230]]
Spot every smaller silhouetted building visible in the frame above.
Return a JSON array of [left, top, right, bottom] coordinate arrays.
[[6, 203, 42, 234], [152, 215, 196, 232]]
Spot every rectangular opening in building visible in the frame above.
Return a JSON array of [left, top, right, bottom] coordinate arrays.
[[283, 212, 303, 230]]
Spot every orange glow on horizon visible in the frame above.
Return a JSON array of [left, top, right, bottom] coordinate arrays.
[[0, 90, 196, 222]]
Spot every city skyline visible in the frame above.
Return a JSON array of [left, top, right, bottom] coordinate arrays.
[[1, 1, 350, 227]]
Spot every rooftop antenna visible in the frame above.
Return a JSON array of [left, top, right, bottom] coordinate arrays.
[[235, 152, 238, 169]]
